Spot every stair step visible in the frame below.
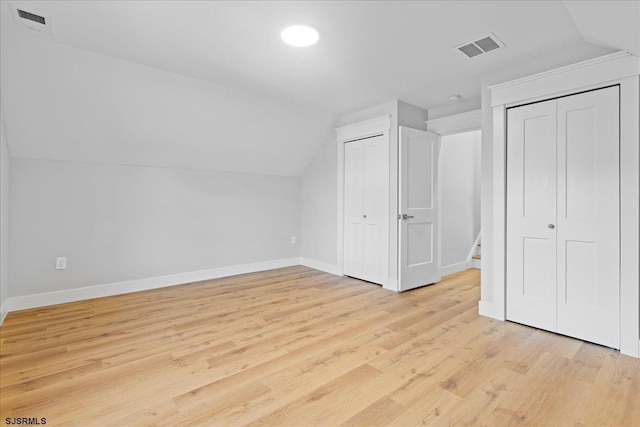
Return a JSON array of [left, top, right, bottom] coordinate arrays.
[[472, 255, 481, 260]]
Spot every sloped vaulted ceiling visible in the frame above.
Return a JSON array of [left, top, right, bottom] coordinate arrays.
[[562, 1, 640, 57], [0, 1, 635, 176]]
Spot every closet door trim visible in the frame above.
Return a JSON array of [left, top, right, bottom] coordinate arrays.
[[336, 115, 392, 289], [484, 52, 639, 358]]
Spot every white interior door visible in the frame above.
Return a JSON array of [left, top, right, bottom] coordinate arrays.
[[556, 87, 619, 348], [343, 135, 389, 285], [506, 100, 558, 332], [398, 127, 440, 291], [506, 86, 620, 348]]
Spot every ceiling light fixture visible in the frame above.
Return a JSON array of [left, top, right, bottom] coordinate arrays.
[[281, 25, 319, 47], [448, 95, 462, 102]]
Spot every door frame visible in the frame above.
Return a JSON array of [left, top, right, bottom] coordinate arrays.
[[483, 52, 640, 357], [336, 115, 393, 290]]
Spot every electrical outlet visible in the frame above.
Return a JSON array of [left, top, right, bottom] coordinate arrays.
[[56, 257, 67, 270], [290, 236, 296, 245]]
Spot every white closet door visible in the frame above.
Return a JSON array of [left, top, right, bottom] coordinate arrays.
[[506, 86, 620, 349], [506, 100, 558, 332], [398, 127, 440, 291], [556, 87, 619, 348], [344, 140, 364, 279], [361, 136, 389, 284], [343, 135, 388, 285]]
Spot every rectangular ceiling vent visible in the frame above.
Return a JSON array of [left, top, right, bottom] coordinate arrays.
[[9, 3, 52, 35], [456, 33, 504, 58], [18, 9, 46, 25]]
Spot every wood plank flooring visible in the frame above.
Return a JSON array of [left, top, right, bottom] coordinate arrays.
[[1, 266, 638, 426]]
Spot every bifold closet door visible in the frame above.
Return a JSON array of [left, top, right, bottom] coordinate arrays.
[[556, 88, 619, 348], [506, 86, 620, 348], [343, 135, 388, 285], [506, 100, 558, 332]]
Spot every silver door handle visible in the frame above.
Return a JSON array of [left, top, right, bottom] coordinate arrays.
[[548, 224, 555, 229], [402, 214, 414, 220]]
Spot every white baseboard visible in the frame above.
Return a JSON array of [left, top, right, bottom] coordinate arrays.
[[440, 261, 469, 277], [621, 340, 640, 358], [384, 277, 398, 292], [478, 300, 505, 321], [0, 299, 8, 324], [299, 257, 339, 275], [0, 258, 299, 321]]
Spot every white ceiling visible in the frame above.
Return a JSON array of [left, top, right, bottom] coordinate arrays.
[[0, 1, 636, 176], [3, 0, 633, 115], [563, 1, 640, 57]]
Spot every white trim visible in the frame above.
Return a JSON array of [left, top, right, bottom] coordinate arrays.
[[487, 53, 640, 357], [618, 75, 640, 358], [490, 52, 639, 106], [479, 300, 504, 320], [0, 299, 8, 324], [440, 262, 469, 277], [486, 104, 507, 321], [426, 109, 481, 136], [335, 115, 391, 143], [0, 258, 299, 317], [299, 257, 339, 275], [337, 139, 345, 280]]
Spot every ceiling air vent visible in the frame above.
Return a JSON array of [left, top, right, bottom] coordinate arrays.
[[456, 33, 504, 58], [10, 4, 52, 35], [18, 9, 46, 25]]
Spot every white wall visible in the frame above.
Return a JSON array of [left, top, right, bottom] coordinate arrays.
[[9, 158, 300, 298], [0, 26, 335, 177], [0, 117, 9, 320], [300, 139, 337, 270], [438, 130, 481, 272], [397, 100, 429, 130], [427, 97, 482, 121]]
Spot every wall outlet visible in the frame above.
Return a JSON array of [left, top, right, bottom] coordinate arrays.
[[290, 236, 296, 245], [55, 257, 67, 270]]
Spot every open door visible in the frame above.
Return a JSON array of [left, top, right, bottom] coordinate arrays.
[[398, 127, 441, 291]]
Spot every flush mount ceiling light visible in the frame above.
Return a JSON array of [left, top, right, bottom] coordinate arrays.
[[281, 25, 319, 47], [448, 95, 462, 102]]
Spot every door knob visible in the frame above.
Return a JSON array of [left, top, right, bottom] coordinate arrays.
[[548, 224, 555, 229], [402, 214, 414, 220]]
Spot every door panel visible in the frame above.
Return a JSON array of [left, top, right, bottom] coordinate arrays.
[[556, 87, 619, 348], [399, 127, 440, 291], [407, 222, 433, 266], [361, 136, 388, 284], [343, 135, 388, 286], [522, 237, 552, 299], [506, 100, 557, 332], [343, 140, 364, 278]]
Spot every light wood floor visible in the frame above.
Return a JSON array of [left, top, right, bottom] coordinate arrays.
[[1, 267, 638, 426]]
